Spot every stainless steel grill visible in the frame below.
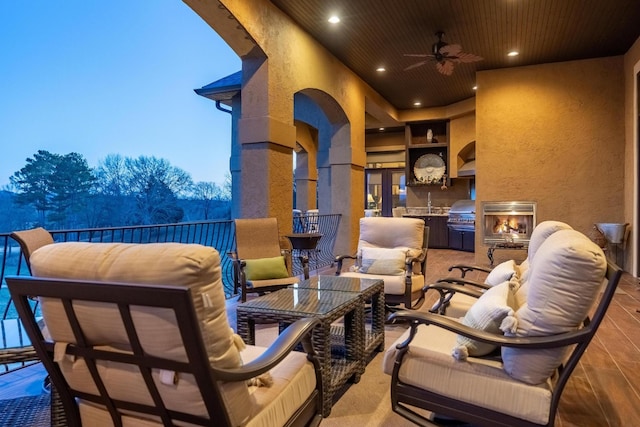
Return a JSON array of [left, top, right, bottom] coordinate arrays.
[[447, 200, 476, 232]]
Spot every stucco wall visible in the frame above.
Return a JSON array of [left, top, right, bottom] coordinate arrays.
[[449, 113, 476, 178], [475, 56, 625, 264]]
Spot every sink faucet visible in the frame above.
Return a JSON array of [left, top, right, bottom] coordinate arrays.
[[427, 192, 432, 214]]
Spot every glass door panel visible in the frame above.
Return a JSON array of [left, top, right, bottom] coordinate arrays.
[[365, 168, 405, 217]]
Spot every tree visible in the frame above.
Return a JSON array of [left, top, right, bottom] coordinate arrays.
[[191, 181, 224, 220], [10, 150, 59, 225], [48, 152, 96, 228], [93, 154, 134, 226], [10, 150, 96, 228], [124, 156, 192, 225]]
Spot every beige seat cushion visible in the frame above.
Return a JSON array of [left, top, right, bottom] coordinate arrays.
[[383, 325, 554, 426], [30, 242, 253, 426], [242, 346, 318, 427], [340, 271, 424, 295]]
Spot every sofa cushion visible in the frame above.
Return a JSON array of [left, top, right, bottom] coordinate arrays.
[[358, 247, 407, 275], [245, 255, 289, 280], [502, 230, 606, 384], [30, 242, 253, 426]]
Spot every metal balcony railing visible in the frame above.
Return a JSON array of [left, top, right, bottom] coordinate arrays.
[[1, 214, 341, 320]]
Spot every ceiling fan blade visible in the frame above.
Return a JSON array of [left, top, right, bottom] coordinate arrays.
[[403, 53, 432, 58], [455, 52, 484, 63], [436, 60, 455, 76], [439, 44, 462, 57], [404, 60, 429, 71]]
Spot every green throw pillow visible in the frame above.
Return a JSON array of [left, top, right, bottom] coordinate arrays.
[[244, 256, 289, 280]]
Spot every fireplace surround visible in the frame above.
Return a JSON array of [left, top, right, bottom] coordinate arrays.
[[481, 201, 537, 245]]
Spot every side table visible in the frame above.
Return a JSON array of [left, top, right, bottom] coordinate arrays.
[[237, 287, 362, 417], [291, 275, 385, 366]]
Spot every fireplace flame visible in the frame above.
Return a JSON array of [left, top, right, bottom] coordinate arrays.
[[493, 217, 525, 234]]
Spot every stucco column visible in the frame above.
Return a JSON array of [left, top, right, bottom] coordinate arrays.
[[294, 150, 317, 211], [238, 115, 296, 233], [328, 144, 364, 256]]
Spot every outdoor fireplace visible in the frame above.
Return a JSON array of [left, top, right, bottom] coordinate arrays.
[[482, 201, 537, 245]]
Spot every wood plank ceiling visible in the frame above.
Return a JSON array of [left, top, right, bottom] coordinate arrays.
[[270, 0, 640, 112]]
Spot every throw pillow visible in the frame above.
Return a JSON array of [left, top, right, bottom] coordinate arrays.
[[452, 277, 519, 360], [244, 255, 289, 280], [485, 259, 518, 287], [358, 247, 407, 275]]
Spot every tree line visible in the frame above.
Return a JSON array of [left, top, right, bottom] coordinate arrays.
[[1, 150, 231, 232]]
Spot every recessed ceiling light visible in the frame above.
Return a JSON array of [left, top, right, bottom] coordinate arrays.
[[328, 15, 340, 24], [413, 101, 422, 107], [379, 127, 385, 131], [472, 85, 478, 90], [376, 67, 386, 72], [507, 51, 519, 57]]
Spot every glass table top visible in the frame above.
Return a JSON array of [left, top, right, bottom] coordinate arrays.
[[290, 275, 383, 293], [237, 287, 358, 316]]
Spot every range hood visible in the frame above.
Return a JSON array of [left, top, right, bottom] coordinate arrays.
[[457, 159, 476, 177]]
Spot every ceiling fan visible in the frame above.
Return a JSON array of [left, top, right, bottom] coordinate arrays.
[[404, 31, 483, 76]]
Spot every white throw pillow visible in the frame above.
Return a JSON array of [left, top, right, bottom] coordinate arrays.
[[358, 247, 407, 275], [485, 260, 518, 286], [452, 277, 519, 359]]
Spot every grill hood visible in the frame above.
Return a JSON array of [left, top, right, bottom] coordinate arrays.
[[449, 200, 476, 215]]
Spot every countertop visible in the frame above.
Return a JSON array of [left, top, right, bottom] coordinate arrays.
[[402, 213, 449, 217]]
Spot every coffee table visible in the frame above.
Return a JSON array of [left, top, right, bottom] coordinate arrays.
[[290, 276, 385, 364], [236, 287, 363, 416]]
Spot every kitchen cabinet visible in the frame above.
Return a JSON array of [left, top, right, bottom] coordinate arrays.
[[448, 229, 475, 252], [408, 215, 449, 249], [405, 120, 450, 187]]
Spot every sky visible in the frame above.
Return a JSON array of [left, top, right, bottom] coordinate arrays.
[[0, 1, 241, 189]]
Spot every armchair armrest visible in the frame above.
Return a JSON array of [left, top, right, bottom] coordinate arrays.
[[388, 311, 590, 350], [213, 317, 320, 382], [334, 254, 357, 275], [436, 277, 492, 291], [405, 249, 427, 276], [423, 281, 484, 314], [448, 264, 492, 278], [424, 282, 484, 299]]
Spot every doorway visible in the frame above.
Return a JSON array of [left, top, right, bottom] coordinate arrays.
[[365, 168, 406, 217]]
